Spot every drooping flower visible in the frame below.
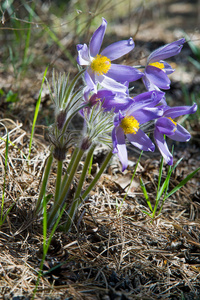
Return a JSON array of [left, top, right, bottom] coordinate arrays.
[[77, 18, 143, 93], [142, 38, 185, 92], [112, 94, 164, 171], [82, 81, 134, 113], [154, 103, 197, 165]]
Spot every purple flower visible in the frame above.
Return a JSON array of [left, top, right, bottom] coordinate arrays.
[[82, 86, 133, 113], [77, 18, 143, 93], [154, 103, 197, 165], [142, 38, 185, 91], [112, 94, 164, 171]]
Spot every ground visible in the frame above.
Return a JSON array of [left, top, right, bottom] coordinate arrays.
[[0, 0, 200, 299]]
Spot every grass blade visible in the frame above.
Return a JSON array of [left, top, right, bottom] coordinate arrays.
[[0, 133, 9, 225], [28, 66, 48, 160], [140, 177, 153, 212], [164, 167, 200, 200]]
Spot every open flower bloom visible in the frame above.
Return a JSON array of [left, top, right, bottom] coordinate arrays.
[[77, 18, 143, 93], [82, 86, 133, 113], [112, 94, 164, 171], [142, 38, 185, 91], [154, 103, 197, 165]]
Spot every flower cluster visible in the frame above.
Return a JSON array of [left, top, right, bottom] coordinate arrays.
[[77, 18, 197, 170], [37, 18, 197, 230]]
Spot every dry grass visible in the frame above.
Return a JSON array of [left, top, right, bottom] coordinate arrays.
[[0, 116, 199, 299]]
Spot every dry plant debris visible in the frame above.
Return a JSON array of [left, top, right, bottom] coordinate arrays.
[[0, 117, 199, 300]]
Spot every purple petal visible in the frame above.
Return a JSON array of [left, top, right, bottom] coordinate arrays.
[[133, 90, 165, 106], [167, 124, 191, 142], [114, 110, 125, 127], [162, 61, 175, 75], [126, 93, 164, 116], [148, 38, 185, 63], [114, 127, 128, 171], [101, 38, 135, 61], [97, 74, 128, 93], [77, 44, 90, 65], [89, 18, 107, 58], [89, 89, 114, 106], [85, 69, 97, 92], [163, 103, 197, 118], [127, 129, 155, 152], [156, 117, 177, 136], [142, 74, 160, 91], [154, 129, 173, 165], [106, 64, 143, 82], [102, 95, 133, 112], [83, 86, 91, 102], [96, 89, 115, 98], [145, 66, 171, 90], [112, 128, 118, 153], [130, 106, 163, 124]]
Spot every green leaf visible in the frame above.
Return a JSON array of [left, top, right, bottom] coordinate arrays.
[[5, 90, 19, 103], [188, 57, 200, 71], [140, 177, 153, 212], [28, 66, 48, 160], [0, 89, 4, 96], [164, 167, 200, 200], [141, 210, 153, 218]]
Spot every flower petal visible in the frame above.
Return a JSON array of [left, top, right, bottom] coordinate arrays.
[[89, 18, 107, 57], [154, 128, 173, 165], [97, 74, 128, 93], [148, 38, 185, 63], [114, 127, 128, 171], [127, 129, 155, 152], [167, 124, 191, 142], [163, 103, 197, 118], [77, 44, 90, 65], [131, 107, 163, 124], [102, 94, 133, 112], [107, 64, 143, 82], [89, 89, 114, 106], [156, 117, 177, 136], [113, 110, 125, 127], [142, 74, 160, 91], [162, 61, 175, 74], [112, 128, 118, 153], [85, 69, 97, 92], [133, 90, 165, 106], [101, 38, 135, 61], [145, 66, 171, 89]]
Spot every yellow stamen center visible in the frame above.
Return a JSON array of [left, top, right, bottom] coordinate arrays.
[[149, 61, 165, 69], [167, 117, 177, 132], [91, 54, 111, 75], [120, 116, 140, 135]]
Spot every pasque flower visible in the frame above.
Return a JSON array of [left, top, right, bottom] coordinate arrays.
[[154, 103, 197, 165], [77, 18, 143, 93], [82, 83, 134, 113], [112, 91, 164, 171], [142, 38, 185, 91]]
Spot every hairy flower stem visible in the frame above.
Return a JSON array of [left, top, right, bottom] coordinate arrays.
[[60, 147, 79, 193], [74, 144, 96, 200], [81, 150, 113, 200], [35, 152, 54, 214], [47, 148, 84, 228], [54, 160, 63, 204], [64, 144, 96, 232]]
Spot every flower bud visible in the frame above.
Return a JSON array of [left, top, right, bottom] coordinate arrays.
[[80, 136, 92, 151], [53, 146, 66, 161], [56, 110, 67, 130]]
